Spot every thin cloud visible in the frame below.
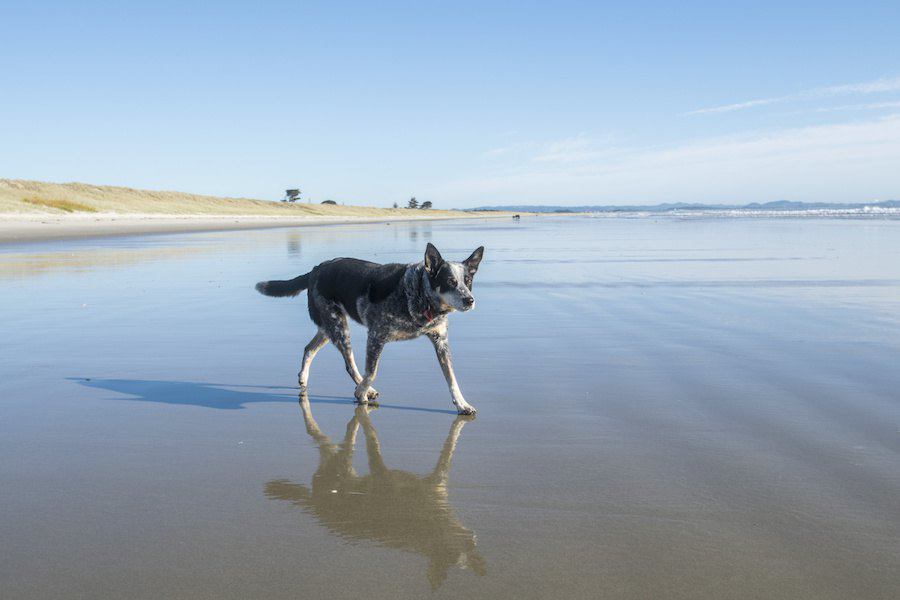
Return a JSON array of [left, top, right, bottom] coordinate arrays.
[[439, 114, 900, 204], [686, 76, 900, 115], [531, 134, 604, 164], [486, 134, 618, 164], [811, 100, 900, 113], [686, 98, 781, 115], [482, 141, 536, 159]]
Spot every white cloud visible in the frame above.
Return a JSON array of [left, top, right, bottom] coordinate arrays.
[[531, 134, 610, 164], [482, 141, 536, 159], [686, 76, 900, 115], [810, 100, 900, 113], [438, 115, 900, 205], [685, 98, 781, 115], [485, 134, 618, 164]]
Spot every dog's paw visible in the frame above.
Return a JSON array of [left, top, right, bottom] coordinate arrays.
[[355, 384, 379, 403], [456, 405, 477, 416], [354, 403, 377, 416]]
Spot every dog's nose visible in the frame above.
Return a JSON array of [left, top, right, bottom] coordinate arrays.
[[463, 297, 474, 307]]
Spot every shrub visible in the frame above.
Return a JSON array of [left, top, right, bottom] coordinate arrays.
[[22, 197, 97, 213]]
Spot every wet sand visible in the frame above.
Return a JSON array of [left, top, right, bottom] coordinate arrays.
[[0, 212, 508, 243], [1, 217, 899, 599]]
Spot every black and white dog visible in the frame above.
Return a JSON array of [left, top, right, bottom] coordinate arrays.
[[256, 243, 484, 415]]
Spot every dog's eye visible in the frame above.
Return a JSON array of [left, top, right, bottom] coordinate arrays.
[[448, 278, 458, 287]]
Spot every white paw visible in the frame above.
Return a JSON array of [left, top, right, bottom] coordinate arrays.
[[456, 403, 476, 416], [355, 385, 379, 403]]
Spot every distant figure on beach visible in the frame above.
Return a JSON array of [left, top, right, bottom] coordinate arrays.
[[265, 401, 486, 589]]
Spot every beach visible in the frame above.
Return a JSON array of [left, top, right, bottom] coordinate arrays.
[[0, 179, 515, 242], [1, 216, 899, 599], [0, 212, 513, 243]]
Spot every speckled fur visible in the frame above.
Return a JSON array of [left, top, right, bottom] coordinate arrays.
[[256, 244, 484, 415]]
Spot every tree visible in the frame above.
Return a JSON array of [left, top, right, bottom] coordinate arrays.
[[420, 201, 432, 209], [321, 199, 337, 205], [392, 202, 398, 209], [407, 197, 418, 209]]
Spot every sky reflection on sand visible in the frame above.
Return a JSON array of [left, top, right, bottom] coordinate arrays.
[[1, 216, 899, 599]]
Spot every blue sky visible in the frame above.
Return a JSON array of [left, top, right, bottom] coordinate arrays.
[[3, 1, 900, 207]]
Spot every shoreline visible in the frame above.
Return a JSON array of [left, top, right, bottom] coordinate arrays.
[[0, 212, 517, 244]]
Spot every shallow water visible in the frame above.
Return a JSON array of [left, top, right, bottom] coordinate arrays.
[[1, 216, 899, 599]]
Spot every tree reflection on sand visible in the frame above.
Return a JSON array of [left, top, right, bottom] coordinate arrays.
[[265, 400, 486, 589]]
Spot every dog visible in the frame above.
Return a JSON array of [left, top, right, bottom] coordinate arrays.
[[265, 402, 485, 589], [255, 243, 484, 415]]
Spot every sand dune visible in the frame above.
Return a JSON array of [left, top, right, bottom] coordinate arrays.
[[0, 179, 518, 242], [0, 178, 478, 218]]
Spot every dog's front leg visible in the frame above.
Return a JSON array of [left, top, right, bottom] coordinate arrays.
[[354, 334, 384, 404], [427, 416, 470, 488], [427, 331, 476, 415], [357, 406, 389, 478]]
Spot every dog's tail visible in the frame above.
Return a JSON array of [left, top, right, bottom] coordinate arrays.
[[255, 272, 311, 297]]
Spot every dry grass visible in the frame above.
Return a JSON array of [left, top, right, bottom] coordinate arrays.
[[0, 179, 489, 218], [21, 197, 98, 213]]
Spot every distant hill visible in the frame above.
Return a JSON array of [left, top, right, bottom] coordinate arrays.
[[474, 200, 900, 213]]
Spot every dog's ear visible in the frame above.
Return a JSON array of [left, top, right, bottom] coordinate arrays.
[[463, 246, 484, 275], [424, 243, 444, 275]]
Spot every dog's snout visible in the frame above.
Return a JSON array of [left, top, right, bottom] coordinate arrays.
[[463, 297, 475, 307]]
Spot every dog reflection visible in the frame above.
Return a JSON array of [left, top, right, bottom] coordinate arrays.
[[265, 401, 486, 589]]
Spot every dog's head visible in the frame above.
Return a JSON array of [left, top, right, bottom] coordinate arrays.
[[423, 243, 484, 312]]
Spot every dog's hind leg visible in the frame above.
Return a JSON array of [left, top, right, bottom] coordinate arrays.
[[298, 399, 361, 479], [357, 406, 389, 478], [299, 330, 329, 392], [354, 334, 385, 405], [321, 307, 379, 400]]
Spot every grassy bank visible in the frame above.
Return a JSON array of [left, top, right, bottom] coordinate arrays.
[[0, 179, 480, 218]]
